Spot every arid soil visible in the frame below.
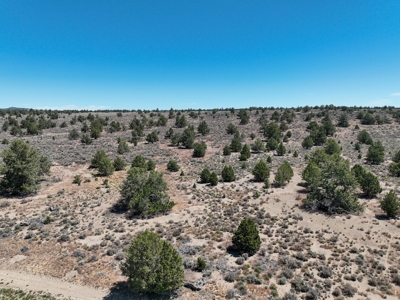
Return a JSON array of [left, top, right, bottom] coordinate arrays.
[[0, 108, 399, 299]]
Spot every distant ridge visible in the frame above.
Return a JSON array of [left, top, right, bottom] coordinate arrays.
[[1, 107, 30, 110]]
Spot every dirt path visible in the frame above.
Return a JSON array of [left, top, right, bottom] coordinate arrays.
[[0, 269, 107, 300]]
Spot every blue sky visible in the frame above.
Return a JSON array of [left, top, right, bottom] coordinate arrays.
[[0, 1, 399, 110]]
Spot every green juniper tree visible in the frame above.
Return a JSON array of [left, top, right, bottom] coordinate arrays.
[[193, 141, 207, 158], [120, 230, 184, 293], [200, 168, 211, 183], [239, 144, 251, 161], [251, 138, 266, 153], [0, 140, 51, 195], [197, 120, 210, 135], [380, 190, 400, 218], [232, 218, 261, 256], [120, 168, 174, 215], [303, 155, 362, 214], [221, 165, 235, 182], [252, 160, 270, 182]]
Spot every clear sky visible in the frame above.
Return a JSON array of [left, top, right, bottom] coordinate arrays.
[[1, 1, 399, 110]]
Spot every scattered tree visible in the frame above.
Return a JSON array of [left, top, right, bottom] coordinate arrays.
[[239, 144, 251, 161], [276, 142, 286, 156], [359, 172, 382, 198], [366, 141, 385, 164], [337, 113, 350, 127], [251, 138, 266, 153], [167, 160, 180, 172], [200, 168, 211, 183], [68, 129, 80, 140], [197, 121, 210, 135], [230, 136, 242, 152], [389, 162, 400, 177], [232, 218, 261, 256], [226, 123, 238, 135], [113, 157, 127, 171], [209, 172, 218, 186], [252, 160, 270, 182], [97, 155, 115, 176], [302, 136, 314, 149], [120, 168, 174, 215], [266, 138, 279, 151], [302, 161, 320, 188], [131, 155, 147, 169], [357, 130, 373, 145], [120, 230, 184, 293], [238, 109, 250, 125], [81, 134, 93, 145], [223, 145, 231, 156], [222, 165, 235, 182], [175, 115, 187, 128], [324, 139, 341, 155], [117, 138, 130, 154], [0, 140, 51, 195], [146, 131, 159, 143], [303, 155, 362, 214], [179, 127, 195, 149], [274, 161, 293, 187], [193, 141, 207, 158], [380, 190, 400, 218]]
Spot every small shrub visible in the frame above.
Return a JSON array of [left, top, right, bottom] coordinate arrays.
[[167, 160, 180, 172], [195, 257, 206, 272], [73, 175, 82, 186]]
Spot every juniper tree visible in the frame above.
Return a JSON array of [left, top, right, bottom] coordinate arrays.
[[276, 142, 286, 156], [232, 218, 261, 256], [197, 120, 210, 135], [117, 138, 130, 154], [252, 160, 270, 182], [167, 160, 180, 172], [366, 141, 385, 164], [120, 168, 174, 215], [200, 168, 211, 183], [251, 138, 266, 153], [0, 140, 50, 195], [113, 157, 127, 171], [146, 131, 159, 143], [302, 136, 314, 149], [222, 165, 235, 182], [230, 136, 242, 152], [324, 139, 341, 155], [120, 230, 184, 293], [239, 144, 251, 161], [380, 190, 400, 218], [193, 141, 207, 158], [303, 156, 362, 214]]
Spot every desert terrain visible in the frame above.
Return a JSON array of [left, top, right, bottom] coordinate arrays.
[[0, 106, 399, 300]]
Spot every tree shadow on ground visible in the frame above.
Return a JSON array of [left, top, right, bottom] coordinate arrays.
[[226, 245, 241, 258], [103, 281, 178, 300], [375, 214, 389, 220]]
